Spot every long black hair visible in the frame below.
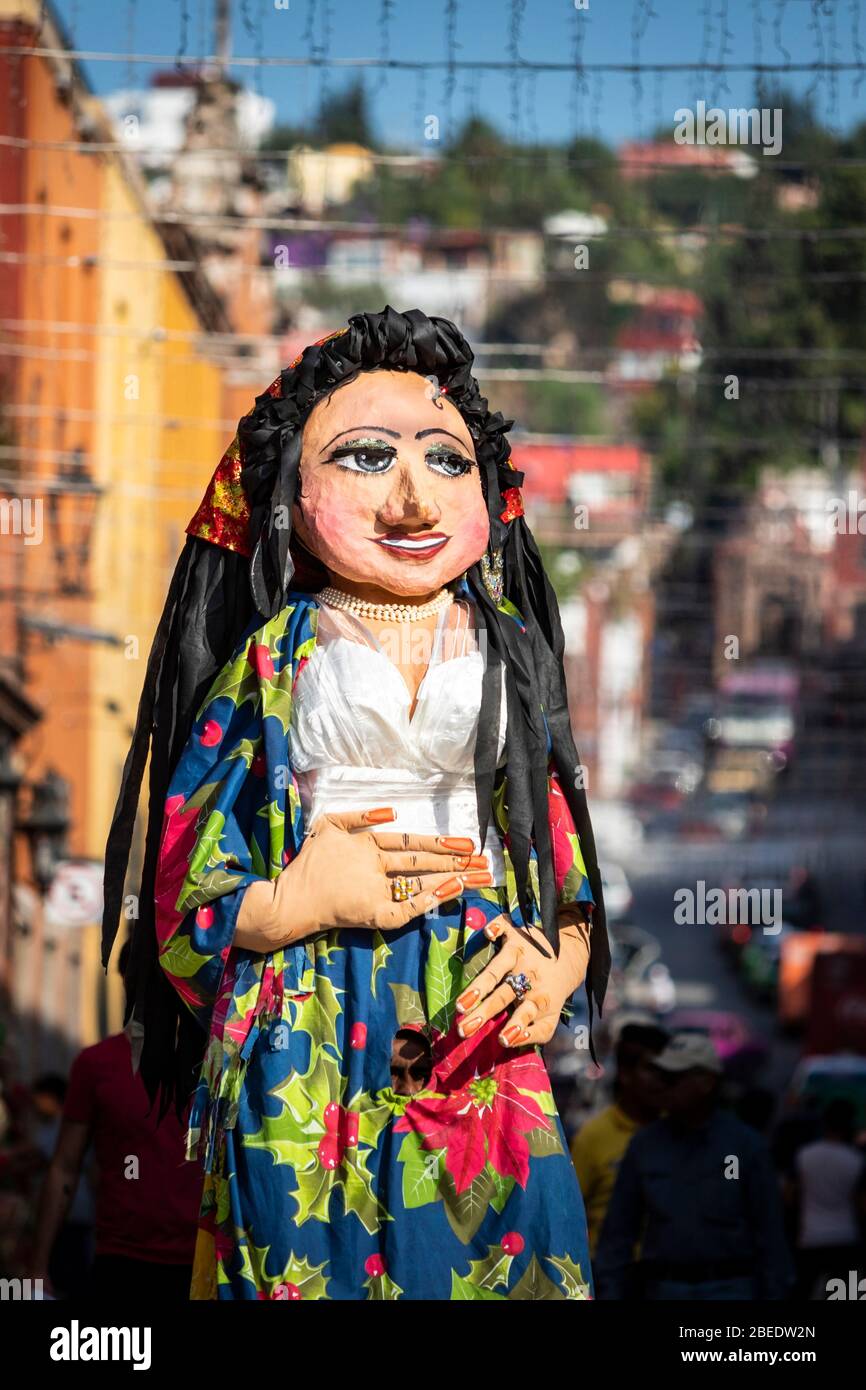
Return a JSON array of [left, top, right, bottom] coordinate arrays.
[[102, 306, 609, 1114]]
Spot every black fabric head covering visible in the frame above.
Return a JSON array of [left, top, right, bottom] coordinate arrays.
[[102, 306, 610, 1115]]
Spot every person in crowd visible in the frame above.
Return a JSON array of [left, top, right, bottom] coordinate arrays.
[[31, 942, 203, 1299], [29, 1073, 96, 1295], [570, 1022, 669, 1254], [594, 1032, 795, 1300], [788, 1098, 866, 1299]]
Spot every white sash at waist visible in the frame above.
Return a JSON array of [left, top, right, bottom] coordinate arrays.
[[294, 764, 507, 885]]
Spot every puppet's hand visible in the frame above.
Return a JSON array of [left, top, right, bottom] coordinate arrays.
[[235, 807, 493, 951], [453, 909, 590, 1048]]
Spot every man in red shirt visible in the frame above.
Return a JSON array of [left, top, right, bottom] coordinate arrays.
[[31, 942, 203, 1299]]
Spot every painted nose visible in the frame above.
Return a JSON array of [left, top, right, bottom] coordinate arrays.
[[377, 464, 441, 529]]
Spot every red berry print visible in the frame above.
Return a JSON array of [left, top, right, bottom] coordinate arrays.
[[317, 1135, 342, 1169], [196, 906, 214, 930], [501, 1231, 524, 1255], [323, 1102, 341, 1133], [464, 907, 486, 932], [340, 1111, 360, 1149], [272, 1282, 301, 1300], [200, 719, 222, 747], [349, 1022, 367, 1049], [248, 642, 274, 679], [251, 752, 266, 778], [364, 1254, 386, 1278]]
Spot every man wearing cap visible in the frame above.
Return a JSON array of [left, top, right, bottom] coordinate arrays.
[[593, 1033, 794, 1300]]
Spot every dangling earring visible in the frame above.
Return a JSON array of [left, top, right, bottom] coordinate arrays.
[[481, 545, 504, 604]]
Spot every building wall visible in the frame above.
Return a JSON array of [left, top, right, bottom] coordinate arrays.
[[0, 3, 230, 1060]]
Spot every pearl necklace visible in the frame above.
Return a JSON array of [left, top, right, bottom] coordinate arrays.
[[319, 584, 453, 622]]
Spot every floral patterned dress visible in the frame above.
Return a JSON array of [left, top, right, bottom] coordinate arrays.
[[154, 578, 596, 1300]]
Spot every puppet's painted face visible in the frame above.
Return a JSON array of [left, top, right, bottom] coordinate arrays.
[[292, 369, 489, 597]]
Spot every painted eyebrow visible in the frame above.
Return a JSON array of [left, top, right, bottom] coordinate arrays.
[[318, 426, 401, 455], [414, 428, 469, 448], [318, 425, 471, 455]]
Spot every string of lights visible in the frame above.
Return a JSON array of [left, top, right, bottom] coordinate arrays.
[[6, 131, 866, 174], [4, 44, 866, 74], [6, 201, 866, 245]]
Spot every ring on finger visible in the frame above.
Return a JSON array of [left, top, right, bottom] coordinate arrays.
[[504, 970, 532, 1002], [390, 875, 423, 902]]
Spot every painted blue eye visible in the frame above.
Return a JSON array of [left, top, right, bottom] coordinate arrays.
[[427, 451, 473, 478], [330, 446, 397, 474]]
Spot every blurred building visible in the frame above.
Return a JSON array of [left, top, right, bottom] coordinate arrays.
[[510, 438, 671, 796], [0, 0, 239, 1076], [607, 283, 703, 387], [618, 139, 757, 180], [269, 224, 544, 337], [288, 142, 376, 215]]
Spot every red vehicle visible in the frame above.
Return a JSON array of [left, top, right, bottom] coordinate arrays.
[[806, 951, 866, 1055]]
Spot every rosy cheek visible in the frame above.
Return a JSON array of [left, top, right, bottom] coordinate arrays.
[[301, 482, 368, 556], [444, 505, 489, 569]]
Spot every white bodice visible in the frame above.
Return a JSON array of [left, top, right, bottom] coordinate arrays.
[[289, 596, 509, 882]]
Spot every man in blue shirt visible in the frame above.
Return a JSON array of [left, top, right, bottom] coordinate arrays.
[[594, 1033, 795, 1300]]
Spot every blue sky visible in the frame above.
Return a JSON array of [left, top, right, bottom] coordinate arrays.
[[52, 0, 866, 147]]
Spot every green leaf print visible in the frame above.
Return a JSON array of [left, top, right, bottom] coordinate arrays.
[[450, 1275, 508, 1300], [258, 798, 285, 875], [397, 1130, 443, 1210], [389, 981, 427, 1028], [355, 1090, 398, 1149], [338, 1147, 387, 1235], [250, 834, 267, 878], [186, 810, 227, 879], [488, 1166, 516, 1214], [545, 1253, 592, 1300], [292, 1161, 337, 1227], [182, 866, 248, 909], [364, 1271, 404, 1300], [203, 655, 260, 715], [224, 737, 259, 770], [158, 934, 212, 980], [463, 1242, 513, 1292], [525, 1125, 565, 1160], [425, 927, 464, 1033], [247, 1242, 330, 1300], [246, 1113, 318, 1172], [274, 1251, 330, 1301], [370, 930, 391, 999], [260, 676, 293, 736], [291, 973, 344, 1056], [311, 930, 343, 968], [442, 1165, 496, 1245], [508, 1254, 565, 1301]]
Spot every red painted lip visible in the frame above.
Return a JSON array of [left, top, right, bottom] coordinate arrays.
[[372, 531, 450, 559], [377, 530, 449, 541]]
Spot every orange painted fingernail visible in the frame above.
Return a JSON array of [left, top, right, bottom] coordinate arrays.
[[439, 836, 475, 851], [458, 855, 488, 870], [459, 1014, 484, 1037], [485, 920, 506, 939], [456, 987, 480, 1014], [462, 871, 493, 886], [434, 876, 464, 899], [501, 1025, 522, 1046], [364, 807, 396, 823]]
